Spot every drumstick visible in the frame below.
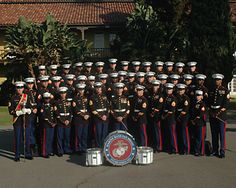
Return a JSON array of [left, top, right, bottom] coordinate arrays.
[[121, 120, 128, 131]]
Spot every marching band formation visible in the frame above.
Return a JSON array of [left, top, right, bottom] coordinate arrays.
[[8, 59, 230, 162]]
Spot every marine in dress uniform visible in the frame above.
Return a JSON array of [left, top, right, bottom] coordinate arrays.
[[55, 87, 73, 156], [89, 82, 110, 148], [120, 61, 130, 72], [154, 61, 164, 75], [187, 61, 198, 76], [94, 62, 105, 78], [176, 84, 190, 154], [24, 77, 38, 155], [131, 61, 141, 73], [110, 83, 130, 131], [49, 64, 58, 78], [49, 76, 62, 103], [37, 76, 51, 106], [8, 81, 33, 161], [158, 74, 168, 93], [142, 61, 152, 73], [209, 74, 229, 158], [72, 84, 90, 153], [39, 92, 56, 158], [131, 85, 148, 146], [82, 62, 93, 77], [73, 62, 83, 78], [164, 61, 174, 75], [162, 83, 178, 154], [37, 65, 47, 84], [175, 62, 185, 82], [148, 80, 164, 152], [195, 74, 208, 102], [106, 58, 118, 74], [61, 63, 72, 81], [190, 90, 206, 156]]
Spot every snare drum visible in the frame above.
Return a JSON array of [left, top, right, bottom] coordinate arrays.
[[135, 147, 153, 165], [103, 130, 137, 166], [86, 148, 103, 166]]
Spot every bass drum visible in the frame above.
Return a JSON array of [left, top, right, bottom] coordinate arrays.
[[86, 148, 103, 166], [135, 146, 153, 165], [103, 130, 137, 166]]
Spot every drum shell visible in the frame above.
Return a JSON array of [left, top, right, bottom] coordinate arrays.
[[103, 130, 137, 166], [135, 147, 153, 165], [86, 148, 103, 166]]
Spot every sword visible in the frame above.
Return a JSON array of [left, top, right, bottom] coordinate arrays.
[[22, 101, 26, 162]]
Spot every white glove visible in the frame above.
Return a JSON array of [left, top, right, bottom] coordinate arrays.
[[16, 110, 23, 116], [22, 108, 27, 114], [25, 108, 32, 114]]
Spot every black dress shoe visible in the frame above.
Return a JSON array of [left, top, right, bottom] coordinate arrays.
[[49, 153, 54, 156], [25, 156, 33, 160], [44, 155, 50, 158], [211, 152, 219, 157], [195, 153, 200, 156], [57, 153, 63, 157], [14, 158, 20, 162], [219, 153, 225, 158]]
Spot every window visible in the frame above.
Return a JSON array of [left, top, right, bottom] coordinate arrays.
[[94, 33, 104, 49], [109, 33, 116, 42]]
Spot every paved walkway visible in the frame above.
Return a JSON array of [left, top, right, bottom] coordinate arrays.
[[0, 123, 236, 188]]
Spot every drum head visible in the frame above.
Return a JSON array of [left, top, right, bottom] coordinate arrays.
[[103, 131, 137, 166]]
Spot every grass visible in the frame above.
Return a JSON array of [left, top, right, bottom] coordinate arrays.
[[0, 96, 235, 126], [0, 106, 11, 126]]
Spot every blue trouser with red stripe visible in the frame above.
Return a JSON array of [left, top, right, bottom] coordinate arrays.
[[152, 120, 162, 151], [57, 126, 72, 154], [210, 118, 226, 155], [177, 118, 190, 154], [138, 122, 148, 147], [13, 125, 31, 158], [74, 122, 89, 152], [195, 125, 206, 155], [94, 120, 108, 148], [41, 127, 54, 156], [165, 120, 178, 153]]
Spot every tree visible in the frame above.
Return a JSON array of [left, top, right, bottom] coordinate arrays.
[[188, 0, 235, 83], [111, 1, 166, 60], [4, 14, 90, 80]]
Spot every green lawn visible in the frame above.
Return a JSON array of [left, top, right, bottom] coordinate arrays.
[[0, 96, 235, 126], [0, 106, 11, 126]]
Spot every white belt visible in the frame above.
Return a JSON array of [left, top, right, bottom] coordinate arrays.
[[164, 110, 168, 112], [114, 109, 126, 112], [80, 109, 87, 113], [60, 113, 70, 116], [211, 105, 220, 109], [134, 109, 140, 112], [177, 109, 183, 112], [128, 95, 134, 98], [97, 108, 107, 112]]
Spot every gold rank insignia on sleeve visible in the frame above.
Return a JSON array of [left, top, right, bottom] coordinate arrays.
[[142, 102, 147, 108], [171, 101, 176, 107], [159, 97, 163, 103], [184, 100, 188, 106], [89, 100, 93, 106]]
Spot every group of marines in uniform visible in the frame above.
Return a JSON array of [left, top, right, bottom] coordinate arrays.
[[8, 58, 230, 161]]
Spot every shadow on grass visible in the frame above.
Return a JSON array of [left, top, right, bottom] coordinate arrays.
[[0, 129, 15, 160]]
